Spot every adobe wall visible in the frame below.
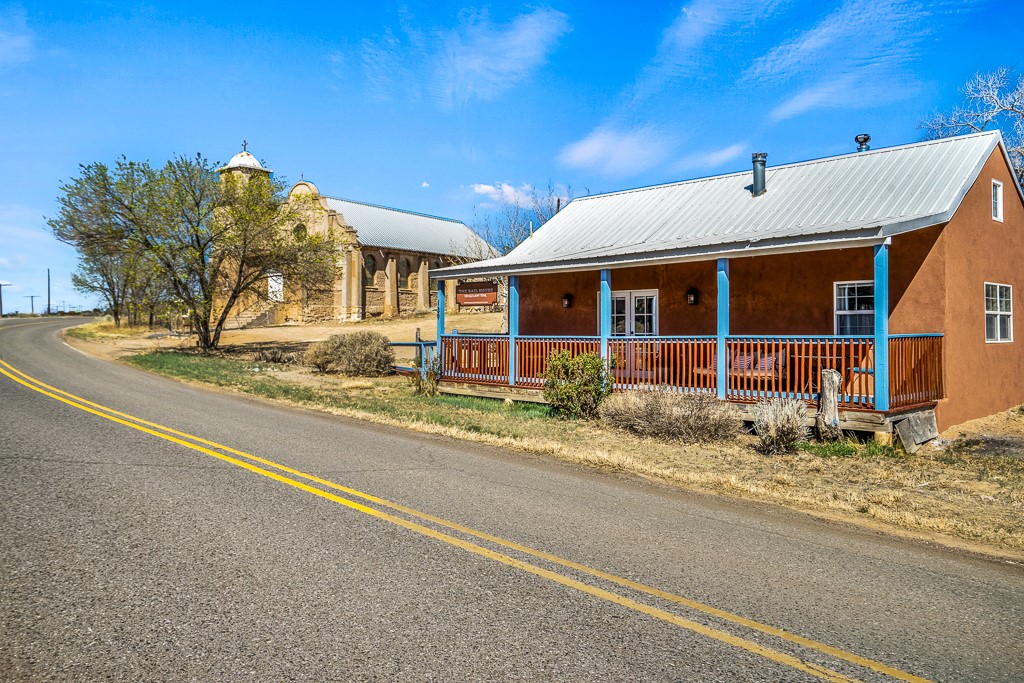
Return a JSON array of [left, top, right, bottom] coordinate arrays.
[[519, 242, 938, 338], [935, 151, 1024, 429]]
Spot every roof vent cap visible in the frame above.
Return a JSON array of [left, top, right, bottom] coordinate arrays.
[[751, 152, 768, 197], [855, 133, 871, 152]]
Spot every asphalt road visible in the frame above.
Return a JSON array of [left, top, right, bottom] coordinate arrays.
[[0, 317, 1021, 682]]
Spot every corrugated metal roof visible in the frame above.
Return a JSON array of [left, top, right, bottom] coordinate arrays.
[[438, 131, 1008, 278], [324, 196, 492, 257]]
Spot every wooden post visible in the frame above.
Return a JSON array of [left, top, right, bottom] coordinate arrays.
[[716, 258, 730, 400], [508, 276, 519, 386], [436, 279, 445, 358], [874, 241, 890, 410], [817, 368, 843, 441], [599, 269, 611, 362]]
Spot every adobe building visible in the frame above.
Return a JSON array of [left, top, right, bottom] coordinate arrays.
[[435, 131, 1024, 433], [218, 146, 492, 326]]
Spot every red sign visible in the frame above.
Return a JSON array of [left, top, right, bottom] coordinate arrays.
[[456, 282, 498, 306]]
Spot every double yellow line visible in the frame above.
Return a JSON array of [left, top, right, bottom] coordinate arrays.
[[0, 348, 931, 683]]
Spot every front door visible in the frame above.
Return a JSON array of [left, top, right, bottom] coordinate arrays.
[[607, 289, 659, 385], [610, 289, 658, 336]]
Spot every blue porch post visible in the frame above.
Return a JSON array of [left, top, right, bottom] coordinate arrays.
[[599, 269, 612, 361], [716, 258, 730, 400], [508, 276, 519, 385], [436, 279, 445, 358], [873, 241, 890, 411]]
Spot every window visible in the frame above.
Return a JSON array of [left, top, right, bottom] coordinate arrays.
[[992, 180, 1004, 222], [267, 271, 284, 303], [398, 257, 412, 289], [835, 281, 874, 335], [363, 254, 377, 287], [985, 282, 1012, 342], [607, 289, 658, 336]]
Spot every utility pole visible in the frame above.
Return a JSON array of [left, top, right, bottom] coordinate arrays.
[[0, 283, 10, 318], [47, 268, 51, 315], [25, 295, 38, 315]]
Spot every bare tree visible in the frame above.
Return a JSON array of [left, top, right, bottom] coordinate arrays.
[[920, 67, 1024, 184], [471, 181, 573, 256]]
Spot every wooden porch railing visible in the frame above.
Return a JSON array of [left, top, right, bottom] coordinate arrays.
[[427, 332, 944, 412], [514, 336, 600, 387], [607, 337, 717, 392], [725, 336, 875, 408], [439, 335, 509, 385], [889, 334, 943, 409]]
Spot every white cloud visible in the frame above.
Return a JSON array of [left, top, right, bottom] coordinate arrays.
[[629, 0, 773, 105], [471, 182, 534, 207], [559, 125, 677, 177], [675, 142, 748, 171], [747, 0, 934, 121], [328, 51, 345, 79], [421, 181, 430, 188], [436, 8, 571, 108], [769, 78, 853, 122], [0, 8, 33, 66], [360, 8, 570, 109], [746, 0, 921, 82]]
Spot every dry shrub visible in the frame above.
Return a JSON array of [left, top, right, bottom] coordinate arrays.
[[253, 347, 302, 365], [543, 351, 609, 419], [600, 390, 740, 443], [410, 353, 442, 397], [303, 331, 395, 376], [753, 398, 809, 455]]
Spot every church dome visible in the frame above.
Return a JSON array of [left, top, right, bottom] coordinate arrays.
[[226, 150, 263, 170], [218, 142, 272, 174]]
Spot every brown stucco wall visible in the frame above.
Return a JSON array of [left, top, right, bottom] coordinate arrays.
[[889, 226, 946, 334], [729, 250, 872, 334], [934, 150, 1024, 429], [520, 271, 600, 335]]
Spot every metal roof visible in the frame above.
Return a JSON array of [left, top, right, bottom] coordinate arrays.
[[324, 196, 492, 257], [437, 131, 1012, 278]]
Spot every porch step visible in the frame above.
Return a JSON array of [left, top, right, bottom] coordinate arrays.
[[439, 381, 546, 403]]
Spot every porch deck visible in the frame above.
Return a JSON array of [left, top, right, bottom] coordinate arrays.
[[397, 333, 944, 422]]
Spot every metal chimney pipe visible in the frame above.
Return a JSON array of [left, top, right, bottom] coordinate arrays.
[[751, 152, 767, 197], [855, 133, 871, 152]]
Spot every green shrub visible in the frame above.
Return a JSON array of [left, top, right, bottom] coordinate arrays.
[[303, 331, 395, 376], [752, 398, 809, 455], [600, 390, 739, 443], [543, 350, 609, 419]]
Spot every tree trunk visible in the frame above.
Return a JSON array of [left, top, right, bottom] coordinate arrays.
[[817, 368, 843, 441]]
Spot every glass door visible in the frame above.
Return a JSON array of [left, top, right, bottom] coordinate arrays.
[[609, 290, 658, 336]]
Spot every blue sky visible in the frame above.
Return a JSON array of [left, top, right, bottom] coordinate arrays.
[[0, 0, 1020, 312]]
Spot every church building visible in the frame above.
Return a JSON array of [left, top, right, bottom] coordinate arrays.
[[219, 145, 491, 326]]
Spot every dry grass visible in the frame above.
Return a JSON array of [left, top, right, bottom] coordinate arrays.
[[65, 312, 1024, 558]]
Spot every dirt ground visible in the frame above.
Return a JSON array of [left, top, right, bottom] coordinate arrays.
[[71, 311, 504, 363]]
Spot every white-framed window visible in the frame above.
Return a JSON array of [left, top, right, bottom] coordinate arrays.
[[267, 270, 284, 303], [985, 282, 1012, 342], [834, 281, 874, 335], [603, 289, 659, 336], [992, 180, 1004, 222]]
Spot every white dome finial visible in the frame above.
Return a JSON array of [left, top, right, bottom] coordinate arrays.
[[219, 141, 273, 174]]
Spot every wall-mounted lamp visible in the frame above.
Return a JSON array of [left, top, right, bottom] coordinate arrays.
[[686, 287, 699, 306], [561, 293, 573, 309]]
